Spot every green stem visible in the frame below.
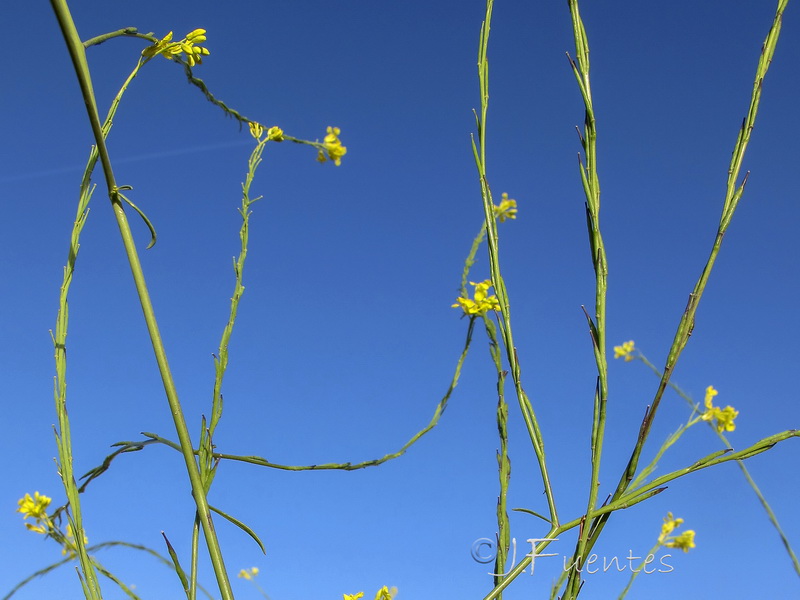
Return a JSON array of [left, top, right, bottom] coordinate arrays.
[[563, 0, 609, 596], [634, 352, 800, 576], [189, 516, 201, 600], [48, 25, 149, 600], [620, 430, 799, 502], [481, 429, 798, 598], [483, 316, 510, 589], [613, 0, 789, 506], [473, 0, 559, 528], [83, 28, 152, 48], [567, 2, 790, 593], [69, 309, 474, 489], [139, 314, 474, 471], [48, 3, 234, 598]]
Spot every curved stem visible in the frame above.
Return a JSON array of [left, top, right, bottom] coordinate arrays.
[[83, 27, 152, 49]]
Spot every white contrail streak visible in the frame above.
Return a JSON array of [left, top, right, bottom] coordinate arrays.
[[0, 138, 253, 184]]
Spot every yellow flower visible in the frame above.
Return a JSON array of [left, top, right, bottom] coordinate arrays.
[[267, 126, 284, 141], [17, 492, 51, 520], [657, 512, 695, 553], [317, 126, 347, 166], [249, 123, 284, 142], [701, 386, 739, 433], [237, 567, 259, 580], [142, 29, 210, 66], [493, 193, 518, 222], [452, 280, 501, 316], [613, 340, 635, 361], [344, 586, 396, 600], [141, 31, 177, 59], [704, 385, 718, 404], [17, 492, 55, 535], [658, 512, 684, 543], [665, 530, 696, 553], [249, 122, 264, 140], [374, 586, 398, 600]]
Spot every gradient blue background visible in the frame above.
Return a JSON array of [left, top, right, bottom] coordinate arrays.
[[2, 1, 799, 599]]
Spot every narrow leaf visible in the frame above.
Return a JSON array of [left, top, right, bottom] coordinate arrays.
[[162, 532, 190, 598], [209, 505, 266, 554]]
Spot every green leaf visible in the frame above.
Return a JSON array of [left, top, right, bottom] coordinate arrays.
[[512, 507, 552, 525], [209, 505, 266, 554], [116, 188, 158, 249], [162, 532, 190, 598]]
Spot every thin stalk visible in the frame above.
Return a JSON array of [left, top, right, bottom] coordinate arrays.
[[627, 416, 698, 493], [48, 2, 234, 598], [193, 134, 269, 592], [483, 316, 511, 589], [48, 38, 148, 600], [563, 0, 610, 596], [560, 1, 790, 592], [480, 428, 798, 598], [613, 0, 789, 504], [482, 526, 560, 600], [483, 11, 797, 579], [199, 133, 268, 489], [140, 315, 476, 471], [83, 28, 151, 49], [473, 0, 559, 527], [460, 226, 488, 297], [617, 430, 799, 502], [51, 181, 101, 599], [71, 309, 475, 487], [189, 516, 200, 600], [633, 351, 800, 575]]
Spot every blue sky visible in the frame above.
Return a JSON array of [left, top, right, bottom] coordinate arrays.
[[2, 1, 799, 599]]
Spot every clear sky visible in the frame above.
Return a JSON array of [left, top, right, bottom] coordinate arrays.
[[2, 1, 799, 599]]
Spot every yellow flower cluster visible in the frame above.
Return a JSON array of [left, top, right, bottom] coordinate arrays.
[[237, 567, 259, 580], [344, 586, 397, 600], [612, 344, 738, 432], [17, 491, 89, 557], [666, 530, 696, 553], [700, 385, 738, 433], [248, 122, 285, 142], [613, 340, 635, 361], [657, 512, 683, 543], [658, 512, 696, 553], [17, 491, 53, 534], [493, 193, 518, 222], [452, 280, 501, 316], [317, 126, 347, 166], [142, 29, 210, 66]]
